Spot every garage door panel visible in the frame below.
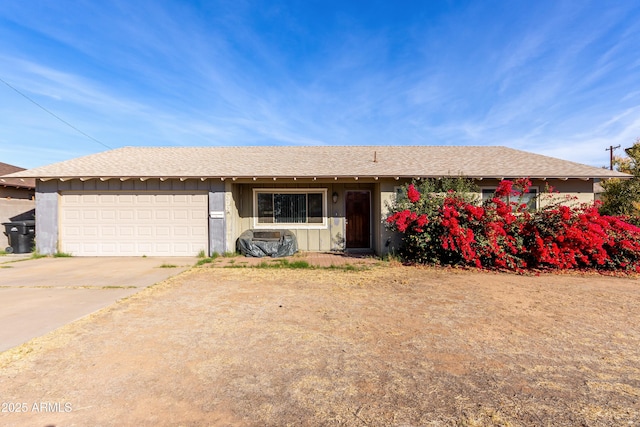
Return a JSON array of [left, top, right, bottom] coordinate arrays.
[[173, 210, 188, 220], [137, 209, 153, 220], [83, 210, 98, 220], [137, 242, 153, 253], [60, 192, 208, 256], [155, 243, 171, 253], [65, 226, 81, 236], [63, 210, 81, 220], [101, 210, 117, 220], [99, 242, 115, 251], [84, 243, 99, 253], [118, 210, 134, 220], [83, 227, 98, 237], [137, 226, 153, 236], [156, 210, 171, 220], [173, 195, 188, 203], [65, 242, 81, 253], [156, 226, 171, 236], [119, 194, 135, 204], [119, 242, 135, 253], [119, 226, 135, 236], [64, 194, 81, 204], [192, 210, 207, 220], [101, 226, 116, 237], [191, 226, 207, 237], [99, 195, 116, 204], [172, 226, 188, 236], [173, 243, 189, 252]]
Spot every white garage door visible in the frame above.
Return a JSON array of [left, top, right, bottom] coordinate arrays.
[[60, 192, 208, 256]]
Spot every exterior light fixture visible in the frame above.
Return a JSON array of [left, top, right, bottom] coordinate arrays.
[[332, 192, 339, 203]]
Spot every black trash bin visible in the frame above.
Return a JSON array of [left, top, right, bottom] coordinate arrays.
[[2, 220, 36, 254]]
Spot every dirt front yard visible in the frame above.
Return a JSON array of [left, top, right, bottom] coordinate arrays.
[[1, 264, 639, 426]]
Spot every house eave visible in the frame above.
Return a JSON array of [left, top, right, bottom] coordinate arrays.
[[0, 178, 36, 189], [33, 174, 628, 183]]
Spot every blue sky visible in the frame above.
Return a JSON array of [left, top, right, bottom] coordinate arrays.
[[1, 1, 639, 169]]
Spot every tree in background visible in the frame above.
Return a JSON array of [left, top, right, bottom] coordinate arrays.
[[600, 138, 640, 224]]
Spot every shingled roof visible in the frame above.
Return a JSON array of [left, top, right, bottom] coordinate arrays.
[[0, 161, 36, 189], [3, 146, 629, 180]]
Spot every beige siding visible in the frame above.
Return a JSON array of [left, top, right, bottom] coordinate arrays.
[[53, 178, 211, 192], [295, 230, 309, 251], [224, 181, 242, 253], [231, 181, 333, 252], [539, 179, 595, 205], [229, 180, 377, 253], [378, 180, 402, 256], [476, 178, 596, 206]]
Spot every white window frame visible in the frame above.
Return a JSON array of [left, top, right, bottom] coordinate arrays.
[[252, 188, 328, 229], [480, 186, 539, 210]]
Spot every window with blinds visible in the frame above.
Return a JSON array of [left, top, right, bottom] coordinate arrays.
[[481, 187, 538, 211], [256, 190, 325, 225]]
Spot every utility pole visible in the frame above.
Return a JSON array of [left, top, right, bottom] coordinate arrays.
[[606, 145, 621, 170]]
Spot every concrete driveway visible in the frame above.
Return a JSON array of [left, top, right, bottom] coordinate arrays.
[[0, 255, 196, 352]]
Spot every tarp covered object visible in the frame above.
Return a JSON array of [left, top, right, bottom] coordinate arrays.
[[237, 229, 298, 257]]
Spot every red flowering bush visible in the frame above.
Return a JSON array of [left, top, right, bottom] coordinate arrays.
[[386, 177, 481, 264], [522, 201, 640, 271], [386, 209, 428, 233], [386, 178, 640, 273], [407, 184, 421, 203]]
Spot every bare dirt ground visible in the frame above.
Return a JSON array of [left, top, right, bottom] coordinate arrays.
[[1, 263, 639, 426]]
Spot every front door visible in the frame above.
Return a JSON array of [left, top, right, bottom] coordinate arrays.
[[345, 191, 371, 249]]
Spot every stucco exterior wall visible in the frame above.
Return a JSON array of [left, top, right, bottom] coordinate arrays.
[[0, 187, 35, 225], [0, 199, 35, 225]]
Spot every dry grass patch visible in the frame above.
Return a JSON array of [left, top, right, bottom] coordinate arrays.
[[1, 266, 639, 426]]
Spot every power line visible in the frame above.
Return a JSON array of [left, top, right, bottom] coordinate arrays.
[[0, 76, 112, 150]]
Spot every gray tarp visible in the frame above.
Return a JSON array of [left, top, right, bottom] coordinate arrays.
[[237, 229, 298, 257]]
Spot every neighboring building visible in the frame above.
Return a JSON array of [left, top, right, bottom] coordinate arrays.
[[4, 146, 630, 257], [0, 162, 35, 224]]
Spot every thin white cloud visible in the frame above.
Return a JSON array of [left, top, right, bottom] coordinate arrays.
[[1, 1, 639, 170]]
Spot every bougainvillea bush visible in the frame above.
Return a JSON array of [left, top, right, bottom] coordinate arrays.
[[386, 178, 640, 273]]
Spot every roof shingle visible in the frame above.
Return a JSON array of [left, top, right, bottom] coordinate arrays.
[[3, 146, 629, 180], [0, 161, 36, 188]]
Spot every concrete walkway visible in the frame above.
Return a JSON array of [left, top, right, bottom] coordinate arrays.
[[0, 256, 195, 352], [0, 253, 379, 353]]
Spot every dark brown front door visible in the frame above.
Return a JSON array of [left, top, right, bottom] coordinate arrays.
[[345, 191, 371, 249]]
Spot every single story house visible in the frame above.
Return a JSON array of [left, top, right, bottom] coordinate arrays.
[[4, 146, 629, 257], [0, 162, 35, 224]]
